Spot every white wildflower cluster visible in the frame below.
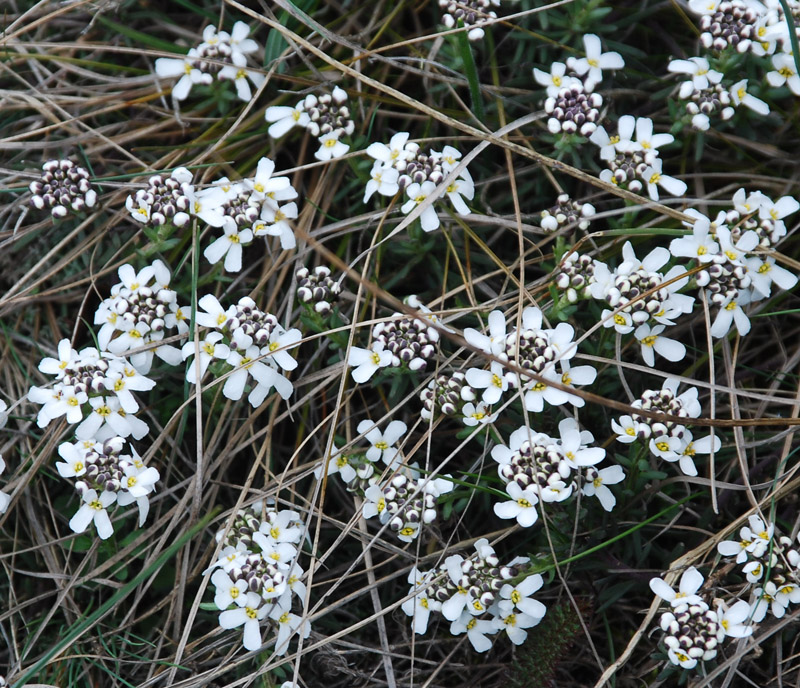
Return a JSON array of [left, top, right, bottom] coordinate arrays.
[[534, 34, 624, 136], [419, 370, 499, 428], [207, 502, 310, 653], [265, 86, 354, 161], [650, 567, 752, 670], [540, 193, 595, 233], [553, 251, 599, 304], [29, 159, 97, 218], [295, 266, 342, 316], [362, 463, 455, 543], [464, 306, 595, 413], [403, 540, 544, 651], [183, 295, 300, 407], [668, 56, 768, 131], [315, 419, 408, 494], [492, 418, 624, 521], [57, 436, 159, 540], [591, 242, 693, 367], [348, 302, 440, 383], [438, 0, 500, 41], [364, 134, 474, 232], [126, 158, 299, 268], [28, 339, 154, 441], [718, 514, 800, 621], [94, 261, 187, 374], [612, 377, 718, 477], [0, 400, 9, 514], [589, 116, 686, 201], [154, 22, 264, 102], [671, 189, 799, 338]]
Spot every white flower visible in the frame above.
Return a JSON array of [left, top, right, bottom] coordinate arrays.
[[401, 567, 440, 635], [445, 175, 474, 216], [229, 21, 258, 57], [751, 581, 788, 621], [38, 338, 79, 378], [498, 574, 546, 619], [154, 49, 213, 101], [568, 33, 624, 90], [204, 218, 252, 272], [634, 323, 686, 367], [362, 483, 388, 521], [557, 418, 604, 468], [449, 610, 497, 652], [219, 53, 266, 101], [611, 415, 638, 443], [183, 184, 226, 228], [669, 215, 720, 262], [108, 364, 156, 414], [634, 117, 674, 153], [767, 53, 800, 95], [366, 132, 416, 166], [463, 309, 508, 356], [491, 608, 542, 645], [401, 181, 439, 232], [649, 566, 705, 607], [224, 342, 279, 402], [29, 384, 87, 427], [465, 361, 508, 405], [581, 465, 625, 511], [246, 157, 292, 203], [493, 482, 540, 527], [314, 132, 349, 161], [667, 56, 714, 90], [211, 569, 249, 609], [263, 327, 301, 372], [730, 79, 770, 115], [641, 158, 687, 201], [269, 605, 310, 655], [258, 202, 298, 250], [533, 61, 580, 97], [218, 591, 269, 651], [76, 396, 149, 441], [716, 599, 754, 638], [265, 102, 310, 138], [461, 401, 498, 426], [348, 343, 393, 383], [363, 161, 400, 203], [359, 419, 407, 466], [182, 332, 231, 382], [710, 291, 753, 339], [56, 440, 94, 478], [195, 293, 230, 330], [69, 489, 117, 540]]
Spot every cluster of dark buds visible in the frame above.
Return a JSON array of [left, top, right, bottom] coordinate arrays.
[[372, 313, 440, 371], [419, 371, 476, 420], [699, 0, 762, 53], [544, 82, 603, 136], [696, 253, 752, 307], [126, 168, 193, 228], [295, 266, 342, 315], [438, 0, 500, 41], [363, 469, 454, 542], [29, 159, 97, 218], [660, 601, 723, 669], [540, 193, 595, 232], [554, 252, 598, 303]]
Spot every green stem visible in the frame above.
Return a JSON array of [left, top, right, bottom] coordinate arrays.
[[455, 23, 485, 123]]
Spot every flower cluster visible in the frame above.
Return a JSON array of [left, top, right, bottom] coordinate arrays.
[[718, 514, 800, 621], [364, 134, 474, 232], [29, 159, 97, 218], [650, 567, 752, 670], [492, 418, 623, 520], [554, 251, 598, 304], [590, 116, 683, 201], [438, 0, 500, 41], [126, 167, 196, 229], [668, 57, 768, 131], [154, 22, 264, 102], [671, 189, 798, 338], [207, 502, 309, 653], [183, 295, 300, 407], [362, 465, 454, 542], [464, 306, 595, 413], [295, 266, 342, 315], [403, 539, 545, 651], [265, 86, 354, 161], [534, 34, 624, 136], [612, 377, 718, 477], [57, 436, 159, 540], [348, 304, 440, 382], [94, 261, 187, 374], [28, 339, 154, 441], [540, 193, 595, 233], [420, 370, 492, 427]]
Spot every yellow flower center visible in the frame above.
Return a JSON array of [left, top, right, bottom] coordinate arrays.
[[511, 590, 521, 604], [375, 441, 388, 450], [587, 58, 599, 68], [656, 441, 670, 452], [324, 138, 337, 148], [614, 314, 626, 325], [642, 335, 657, 347], [491, 374, 503, 388], [246, 607, 258, 619], [90, 499, 103, 510], [725, 301, 737, 311], [75, 461, 84, 472], [517, 498, 532, 508], [230, 587, 240, 599], [758, 262, 771, 274], [553, 75, 562, 86]]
